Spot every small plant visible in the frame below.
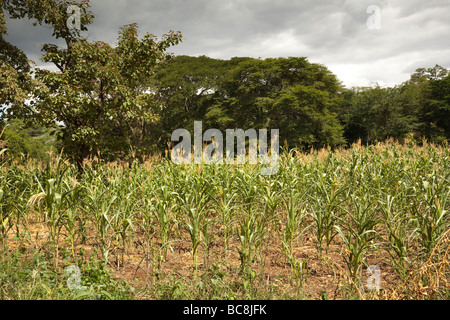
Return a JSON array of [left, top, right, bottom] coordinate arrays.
[[178, 172, 212, 277], [310, 179, 348, 256], [411, 179, 449, 257], [281, 182, 307, 261], [152, 184, 178, 259], [380, 194, 412, 277], [335, 194, 379, 285]]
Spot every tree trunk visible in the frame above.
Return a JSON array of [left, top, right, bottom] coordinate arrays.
[[76, 142, 90, 173]]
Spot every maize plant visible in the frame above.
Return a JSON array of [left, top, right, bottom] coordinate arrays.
[[335, 194, 380, 284], [0, 141, 448, 298]]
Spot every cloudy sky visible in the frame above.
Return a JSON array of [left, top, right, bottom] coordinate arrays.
[[4, 0, 450, 88]]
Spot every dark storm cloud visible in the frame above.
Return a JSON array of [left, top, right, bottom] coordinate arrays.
[[4, 0, 450, 87]]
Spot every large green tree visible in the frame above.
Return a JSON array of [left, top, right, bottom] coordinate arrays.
[[155, 56, 346, 150], [1, 0, 94, 107], [31, 23, 181, 166], [1, 0, 93, 153], [342, 85, 420, 144], [340, 65, 449, 145], [153, 55, 232, 149], [2, 0, 182, 167], [0, 0, 35, 110], [407, 65, 449, 141], [425, 74, 450, 141], [207, 57, 346, 149]]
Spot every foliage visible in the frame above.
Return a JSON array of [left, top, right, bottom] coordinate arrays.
[[30, 23, 181, 167], [0, 141, 449, 299], [0, 118, 59, 161], [155, 56, 346, 150], [0, 250, 135, 300], [341, 85, 419, 144], [424, 74, 450, 141], [2, 0, 182, 167], [0, 0, 32, 108]]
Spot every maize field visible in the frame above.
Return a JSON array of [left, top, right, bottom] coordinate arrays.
[[0, 140, 449, 299]]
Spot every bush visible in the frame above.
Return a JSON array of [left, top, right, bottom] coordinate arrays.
[[0, 119, 59, 161]]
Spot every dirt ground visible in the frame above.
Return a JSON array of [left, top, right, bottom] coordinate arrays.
[[4, 213, 416, 300]]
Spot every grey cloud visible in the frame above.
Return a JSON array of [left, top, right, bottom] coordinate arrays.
[[3, 0, 450, 87]]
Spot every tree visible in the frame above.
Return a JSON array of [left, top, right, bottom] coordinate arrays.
[[154, 56, 346, 150], [406, 65, 449, 141], [425, 74, 450, 140], [0, 118, 58, 161], [410, 64, 449, 83], [208, 57, 346, 149], [153, 55, 230, 150], [32, 24, 181, 167], [1, 0, 95, 107], [342, 85, 419, 144], [269, 83, 345, 148], [0, 0, 35, 109], [1, 0, 94, 158], [2, 0, 182, 168]]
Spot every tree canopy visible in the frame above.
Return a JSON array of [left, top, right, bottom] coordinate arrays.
[[1, 0, 182, 168], [155, 56, 346, 150], [1, 0, 449, 167]]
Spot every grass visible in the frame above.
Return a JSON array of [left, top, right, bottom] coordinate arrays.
[[0, 139, 449, 300], [0, 249, 135, 300]]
